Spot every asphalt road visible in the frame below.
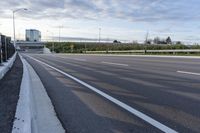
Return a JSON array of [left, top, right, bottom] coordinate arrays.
[[22, 54, 200, 133]]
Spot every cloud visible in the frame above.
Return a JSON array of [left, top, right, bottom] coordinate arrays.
[[0, 0, 200, 22]]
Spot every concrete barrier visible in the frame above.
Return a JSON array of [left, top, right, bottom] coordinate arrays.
[[43, 47, 51, 54], [0, 52, 17, 80]]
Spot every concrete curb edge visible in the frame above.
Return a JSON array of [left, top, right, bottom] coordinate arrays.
[[12, 54, 65, 133]]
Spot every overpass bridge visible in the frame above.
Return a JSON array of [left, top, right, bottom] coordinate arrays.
[[15, 41, 49, 54], [16, 41, 45, 49]]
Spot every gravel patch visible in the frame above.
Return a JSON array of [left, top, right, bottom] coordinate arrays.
[[0, 55, 23, 133]]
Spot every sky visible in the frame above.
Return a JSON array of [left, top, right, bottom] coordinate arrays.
[[0, 0, 200, 43]]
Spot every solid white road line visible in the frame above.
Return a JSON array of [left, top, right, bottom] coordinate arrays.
[[177, 71, 200, 76], [101, 61, 129, 67], [25, 55, 178, 133]]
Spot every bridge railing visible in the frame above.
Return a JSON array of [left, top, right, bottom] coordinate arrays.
[[0, 34, 15, 65]]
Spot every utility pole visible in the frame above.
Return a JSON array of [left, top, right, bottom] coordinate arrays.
[[13, 12, 15, 47], [58, 25, 63, 42], [144, 31, 149, 54], [99, 28, 101, 43], [47, 30, 55, 53], [145, 31, 149, 44]]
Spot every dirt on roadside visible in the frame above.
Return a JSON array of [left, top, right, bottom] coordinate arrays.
[[0, 55, 23, 133]]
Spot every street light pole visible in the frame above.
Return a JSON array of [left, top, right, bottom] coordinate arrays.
[[12, 8, 27, 48], [12, 11, 16, 47], [47, 30, 55, 53], [99, 28, 101, 43], [59, 26, 61, 42], [58, 25, 63, 42]]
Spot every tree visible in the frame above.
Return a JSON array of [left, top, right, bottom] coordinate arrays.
[[113, 40, 121, 43], [153, 37, 160, 44], [166, 37, 172, 44], [113, 40, 118, 43], [176, 41, 182, 45], [132, 40, 138, 44], [153, 37, 168, 44], [146, 39, 152, 45]]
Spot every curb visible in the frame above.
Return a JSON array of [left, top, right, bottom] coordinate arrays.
[[12, 55, 65, 133], [0, 52, 17, 80]]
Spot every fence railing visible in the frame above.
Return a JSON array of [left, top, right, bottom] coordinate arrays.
[[86, 49, 200, 54], [0, 34, 15, 65]]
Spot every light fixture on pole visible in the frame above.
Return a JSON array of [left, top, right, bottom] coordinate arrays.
[[13, 8, 28, 47]]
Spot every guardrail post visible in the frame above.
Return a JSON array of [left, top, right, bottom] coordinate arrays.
[[6, 37, 14, 59], [144, 50, 147, 54], [0, 35, 2, 65], [1, 35, 8, 62], [0, 34, 15, 65], [1, 35, 15, 63]]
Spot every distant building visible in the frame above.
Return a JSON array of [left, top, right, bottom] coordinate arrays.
[[26, 29, 41, 42]]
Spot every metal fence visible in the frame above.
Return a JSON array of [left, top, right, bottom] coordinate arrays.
[[86, 49, 200, 54], [0, 34, 15, 65]]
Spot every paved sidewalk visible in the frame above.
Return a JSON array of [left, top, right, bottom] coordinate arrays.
[[0, 55, 23, 133]]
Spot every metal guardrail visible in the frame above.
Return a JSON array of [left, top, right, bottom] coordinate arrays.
[[147, 49, 200, 53], [86, 49, 200, 54], [0, 34, 15, 65]]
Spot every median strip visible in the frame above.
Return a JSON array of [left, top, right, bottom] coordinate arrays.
[[26, 54, 178, 133]]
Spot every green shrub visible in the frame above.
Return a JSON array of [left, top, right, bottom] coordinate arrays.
[[45, 42, 200, 53]]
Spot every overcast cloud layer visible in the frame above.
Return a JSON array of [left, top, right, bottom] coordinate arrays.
[[0, 0, 200, 43], [1, 0, 200, 21]]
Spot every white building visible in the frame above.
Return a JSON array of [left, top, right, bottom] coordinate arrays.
[[26, 29, 41, 42]]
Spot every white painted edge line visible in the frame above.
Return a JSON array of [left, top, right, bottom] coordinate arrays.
[[177, 71, 200, 76], [101, 61, 129, 67], [0, 52, 17, 80], [12, 55, 65, 133], [26, 54, 178, 133]]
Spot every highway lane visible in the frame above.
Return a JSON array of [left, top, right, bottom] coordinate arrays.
[[22, 54, 200, 133]]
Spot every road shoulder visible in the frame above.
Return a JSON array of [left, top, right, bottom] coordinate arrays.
[[12, 55, 65, 133], [0, 54, 23, 133]]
